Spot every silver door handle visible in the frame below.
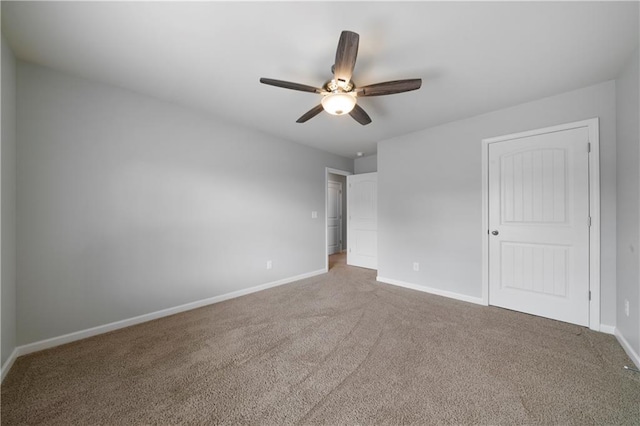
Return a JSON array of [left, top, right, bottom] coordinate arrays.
[[491, 230, 499, 236]]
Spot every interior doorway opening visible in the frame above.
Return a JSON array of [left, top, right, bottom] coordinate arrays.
[[325, 168, 351, 271], [328, 178, 345, 255]]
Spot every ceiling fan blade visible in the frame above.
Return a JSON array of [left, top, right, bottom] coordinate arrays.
[[260, 78, 322, 94], [349, 104, 372, 126], [296, 104, 324, 123], [333, 31, 359, 84], [357, 79, 422, 97]]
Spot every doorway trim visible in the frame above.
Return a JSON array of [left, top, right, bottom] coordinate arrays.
[[481, 118, 601, 331], [325, 167, 352, 272]]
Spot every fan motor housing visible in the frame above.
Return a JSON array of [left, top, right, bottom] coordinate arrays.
[[325, 79, 354, 93]]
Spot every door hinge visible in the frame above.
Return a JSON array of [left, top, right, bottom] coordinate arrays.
[[589, 290, 591, 301], [588, 216, 592, 227], [587, 142, 591, 153]]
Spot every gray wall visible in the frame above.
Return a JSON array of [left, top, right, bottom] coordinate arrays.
[[354, 154, 377, 174], [16, 62, 352, 345], [328, 173, 347, 251], [378, 80, 617, 327], [1, 37, 17, 366], [616, 47, 639, 355]]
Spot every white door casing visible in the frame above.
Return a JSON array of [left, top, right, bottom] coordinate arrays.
[[482, 119, 600, 329], [328, 181, 342, 255], [347, 173, 378, 269]]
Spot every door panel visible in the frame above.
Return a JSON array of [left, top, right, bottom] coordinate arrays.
[[502, 149, 567, 223], [328, 181, 342, 255], [500, 242, 569, 296], [488, 127, 589, 326], [347, 173, 377, 269]]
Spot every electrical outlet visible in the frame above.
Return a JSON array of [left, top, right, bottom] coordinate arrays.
[[413, 262, 419, 272], [625, 299, 630, 317], [311, 211, 318, 219], [266, 260, 272, 270]]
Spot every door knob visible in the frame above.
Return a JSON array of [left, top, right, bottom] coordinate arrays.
[[491, 230, 499, 236]]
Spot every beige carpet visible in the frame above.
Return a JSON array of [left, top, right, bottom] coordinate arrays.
[[3, 253, 640, 425]]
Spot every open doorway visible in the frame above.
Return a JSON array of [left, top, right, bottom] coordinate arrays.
[[325, 168, 351, 271], [328, 179, 343, 255]]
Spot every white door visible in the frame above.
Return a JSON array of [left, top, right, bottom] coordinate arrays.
[[488, 126, 590, 326], [347, 173, 377, 269], [328, 181, 342, 255]]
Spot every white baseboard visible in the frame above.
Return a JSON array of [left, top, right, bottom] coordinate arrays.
[[1, 348, 19, 382], [599, 324, 616, 335], [2, 269, 326, 383], [614, 327, 640, 370], [376, 276, 485, 306]]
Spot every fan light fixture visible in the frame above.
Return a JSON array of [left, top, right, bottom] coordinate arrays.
[[321, 92, 356, 115], [259, 30, 422, 125]]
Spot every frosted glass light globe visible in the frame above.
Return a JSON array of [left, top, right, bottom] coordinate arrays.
[[321, 92, 356, 115]]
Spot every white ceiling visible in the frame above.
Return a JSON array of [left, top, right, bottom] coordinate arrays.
[[2, 1, 638, 158]]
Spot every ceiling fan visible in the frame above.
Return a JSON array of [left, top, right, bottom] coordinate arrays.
[[260, 30, 422, 126]]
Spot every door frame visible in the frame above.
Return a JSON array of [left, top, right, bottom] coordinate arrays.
[[481, 118, 601, 330], [325, 167, 352, 271]]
